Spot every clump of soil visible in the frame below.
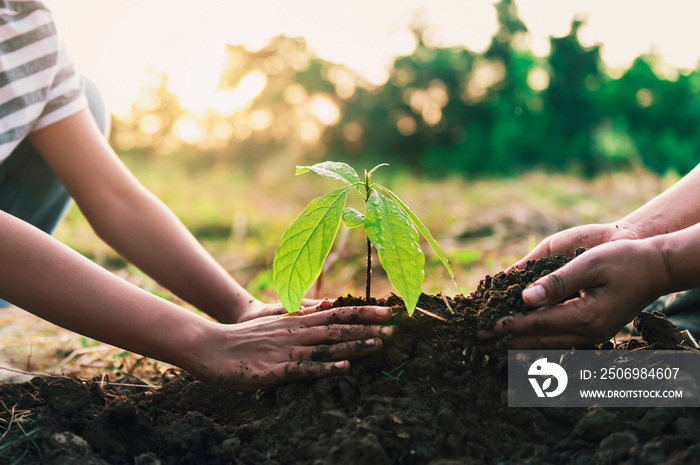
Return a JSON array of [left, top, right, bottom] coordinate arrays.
[[473, 249, 584, 333], [1, 256, 699, 465]]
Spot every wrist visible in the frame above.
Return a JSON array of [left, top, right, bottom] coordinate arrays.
[[618, 209, 683, 240], [229, 297, 268, 324], [196, 285, 258, 324], [646, 235, 676, 298], [646, 225, 700, 296], [163, 314, 216, 373], [606, 220, 644, 241], [224, 290, 263, 324]]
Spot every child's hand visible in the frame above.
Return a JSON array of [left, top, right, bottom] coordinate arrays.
[[234, 298, 336, 323], [182, 305, 394, 390]]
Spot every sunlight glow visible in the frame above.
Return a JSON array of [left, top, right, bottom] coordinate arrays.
[[46, 0, 700, 117], [299, 121, 321, 143], [174, 116, 206, 145], [283, 84, 307, 105], [396, 115, 417, 136], [250, 109, 273, 131], [138, 114, 162, 135], [464, 59, 505, 103], [310, 95, 341, 126], [343, 122, 363, 142], [212, 71, 268, 116], [636, 88, 653, 108], [527, 67, 550, 92]]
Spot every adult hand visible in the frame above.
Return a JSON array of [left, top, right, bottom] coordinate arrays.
[[184, 305, 394, 390], [511, 222, 640, 270], [482, 238, 671, 349]]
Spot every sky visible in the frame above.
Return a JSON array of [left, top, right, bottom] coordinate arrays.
[[45, 0, 700, 117]]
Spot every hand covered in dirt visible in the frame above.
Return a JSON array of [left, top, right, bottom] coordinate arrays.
[[511, 222, 640, 270], [483, 239, 671, 349], [184, 305, 394, 390]]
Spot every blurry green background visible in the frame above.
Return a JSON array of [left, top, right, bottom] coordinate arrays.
[[55, 0, 695, 303]]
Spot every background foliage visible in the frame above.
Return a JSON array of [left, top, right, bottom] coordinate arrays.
[[110, 0, 700, 178]]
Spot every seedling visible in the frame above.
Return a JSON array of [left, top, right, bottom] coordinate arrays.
[[272, 161, 454, 315]]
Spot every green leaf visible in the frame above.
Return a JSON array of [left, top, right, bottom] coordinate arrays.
[[296, 161, 361, 186], [375, 186, 456, 286], [365, 190, 424, 315], [273, 187, 349, 312], [342, 207, 364, 228]]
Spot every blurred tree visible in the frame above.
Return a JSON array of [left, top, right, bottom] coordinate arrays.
[[327, 0, 546, 176], [544, 19, 605, 175], [479, 0, 543, 174], [600, 55, 700, 174], [325, 26, 479, 174]]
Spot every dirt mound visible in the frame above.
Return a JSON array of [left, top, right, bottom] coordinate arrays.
[[1, 256, 698, 465]]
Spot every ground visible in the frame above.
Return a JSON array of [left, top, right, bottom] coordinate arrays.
[[1, 255, 699, 465]]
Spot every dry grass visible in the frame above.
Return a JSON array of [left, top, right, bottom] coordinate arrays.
[[0, 301, 177, 387]]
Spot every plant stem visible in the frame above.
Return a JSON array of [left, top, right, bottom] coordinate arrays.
[[365, 237, 372, 303], [364, 172, 373, 304]]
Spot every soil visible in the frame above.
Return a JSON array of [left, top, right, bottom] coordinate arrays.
[[2, 255, 699, 465]]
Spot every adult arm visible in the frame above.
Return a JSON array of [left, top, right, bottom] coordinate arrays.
[[620, 164, 700, 237]]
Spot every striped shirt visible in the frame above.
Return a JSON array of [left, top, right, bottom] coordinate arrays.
[[0, 0, 86, 163]]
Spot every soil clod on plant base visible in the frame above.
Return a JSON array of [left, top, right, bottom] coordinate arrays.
[[2, 255, 699, 464]]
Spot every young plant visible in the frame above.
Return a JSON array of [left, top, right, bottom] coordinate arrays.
[[272, 161, 454, 315]]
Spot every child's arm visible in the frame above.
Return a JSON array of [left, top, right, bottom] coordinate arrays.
[[0, 207, 211, 365], [29, 109, 270, 323]]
